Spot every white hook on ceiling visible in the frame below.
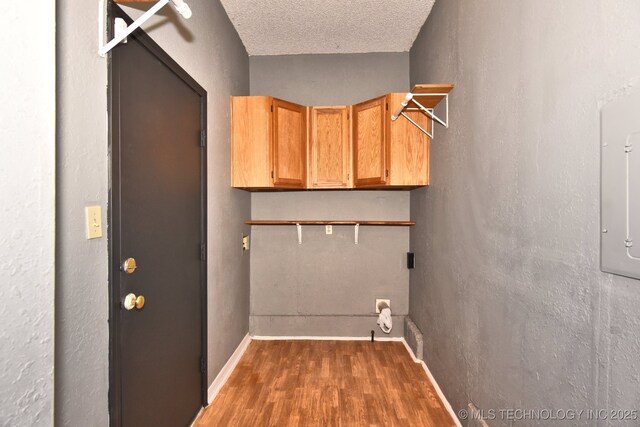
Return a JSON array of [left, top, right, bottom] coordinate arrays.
[[99, 0, 192, 57]]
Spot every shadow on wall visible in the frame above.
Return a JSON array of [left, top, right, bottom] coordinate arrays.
[[122, 2, 194, 42]]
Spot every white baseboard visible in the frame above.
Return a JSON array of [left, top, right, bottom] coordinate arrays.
[[207, 333, 251, 404], [401, 339, 462, 427], [205, 334, 460, 427]]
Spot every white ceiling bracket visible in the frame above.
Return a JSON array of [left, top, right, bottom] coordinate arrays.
[[98, 0, 192, 57], [391, 90, 450, 140], [412, 94, 449, 128]]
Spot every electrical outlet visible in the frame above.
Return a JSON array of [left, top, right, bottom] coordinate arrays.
[[375, 299, 390, 313], [242, 235, 250, 251], [85, 206, 102, 239], [325, 225, 333, 235]]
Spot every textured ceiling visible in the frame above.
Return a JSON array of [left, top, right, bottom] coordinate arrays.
[[219, 0, 436, 56]]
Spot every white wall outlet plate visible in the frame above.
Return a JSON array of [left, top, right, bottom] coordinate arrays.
[[325, 225, 333, 235], [242, 235, 250, 251], [375, 298, 390, 313]]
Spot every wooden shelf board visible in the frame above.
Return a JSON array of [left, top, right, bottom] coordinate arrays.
[[246, 220, 415, 226], [410, 84, 455, 94], [408, 84, 454, 109]]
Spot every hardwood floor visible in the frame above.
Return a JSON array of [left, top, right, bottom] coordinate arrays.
[[194, 340, 456, 427]]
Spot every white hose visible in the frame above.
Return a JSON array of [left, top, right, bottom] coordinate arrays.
[[377, 307, 393, 334]]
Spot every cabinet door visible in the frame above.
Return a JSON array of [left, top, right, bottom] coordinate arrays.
[[352, 96, 388, 187], [309, 107, 351, 188], [272, 99, 307, 188], [387, 93, 430, 186], [231, 96, 273, 188]]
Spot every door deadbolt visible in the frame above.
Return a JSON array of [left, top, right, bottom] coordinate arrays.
[[122, 257, 137, 274], [123, 293, 145, 310]]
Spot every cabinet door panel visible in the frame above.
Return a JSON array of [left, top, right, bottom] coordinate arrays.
[[309, 107, 350, 188], [273, 99, 307, 188], [388, 93, 430, 186], [352, 96, 388, 187], [231, 96, 272, 188]]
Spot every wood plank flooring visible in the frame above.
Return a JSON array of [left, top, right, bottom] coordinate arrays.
[[194, 340, 456, 427]]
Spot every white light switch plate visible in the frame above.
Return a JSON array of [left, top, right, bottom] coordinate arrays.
[[85, 206, 102, 239]]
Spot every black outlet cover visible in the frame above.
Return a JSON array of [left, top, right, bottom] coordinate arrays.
[[407, 252, 415, 269]]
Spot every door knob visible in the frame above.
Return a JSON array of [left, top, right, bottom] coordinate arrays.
[[122, 257, 137, 274], [123, 293, 145, 310]]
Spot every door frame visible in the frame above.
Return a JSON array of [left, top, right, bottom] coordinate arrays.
[[107, 4, 208, 426]]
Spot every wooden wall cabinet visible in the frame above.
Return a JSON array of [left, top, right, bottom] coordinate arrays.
[[352, 96, 389, 187], [352, 93, 432, 188], [231, 84, 451, 190], [231, 96, 307, 189], [386, 92, 431, 187], [308, 106, 351, 189]]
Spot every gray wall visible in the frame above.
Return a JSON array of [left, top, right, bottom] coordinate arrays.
[[249, 53, 412, 337], [55, 0, 109, 424], [409, 1, 640, 425], [0, 2, 55, 426], [56, 1, 250, 424], [250, 52, 409, 105], [251, 192, 409, 338]]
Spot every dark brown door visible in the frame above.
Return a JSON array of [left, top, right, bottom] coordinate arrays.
[[108, 6, 207, 427]]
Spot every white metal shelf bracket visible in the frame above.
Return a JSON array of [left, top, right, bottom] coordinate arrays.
[[400, 111, 433, 138], [98, 0, 192, 57], [391, 92, 450, 139], [296, 224, 302, 245], [354, 224, 360, 244]]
